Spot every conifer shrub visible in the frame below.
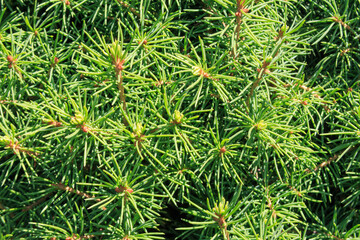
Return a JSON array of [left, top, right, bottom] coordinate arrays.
[[0, 0, 360, 239]]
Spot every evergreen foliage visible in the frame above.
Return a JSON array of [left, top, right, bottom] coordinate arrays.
[[0, 0, 360, 239]]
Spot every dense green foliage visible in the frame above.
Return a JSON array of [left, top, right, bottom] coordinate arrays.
[[1, 0, 360, 239]]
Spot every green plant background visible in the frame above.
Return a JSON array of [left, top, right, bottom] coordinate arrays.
[[0, 0, 360, 239]]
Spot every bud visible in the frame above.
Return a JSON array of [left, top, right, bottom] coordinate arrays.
[[220, 146, 226, 154], [7, 55, 14, 63], [70, 111, 84, 125], [110, 40, 122, 60], [280, 24, 288, 34], [54, 57, 59, 64], [173, 110, 184, 124], [213, 197, 229, 216], [134, 123, 143, 137], [115, 59, 125, 71], [254, 120, 267, 131], [81, 125, 89, 132], [265, 56, 272, 64]]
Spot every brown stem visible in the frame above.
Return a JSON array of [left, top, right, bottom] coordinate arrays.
[[305, 145, 358, 173], [117, 71, 128, 126], [332, 16, 351, 31], [80, 235, 95, 239], [51, 183, 106, 210], [22, 193, 52, 212], [14, 66, 23, 80], [232, 0, 249, 57], [283, 83, 331, 112], [287, 184, 302, 197], [0, 202, 15, 218], [213, 214, 230, 240], [7, 141, 39, 157], [0, 99, 17, 104], [245, 61, 270, 108], [51, 183, 93, 198], [116, 0, 140, 17], [326, 233, 343, 240], [235, 0, 246, 41], [284, 83, 321, 97]]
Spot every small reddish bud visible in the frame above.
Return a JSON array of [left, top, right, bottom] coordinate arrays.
[[7, 55, 13, 63], [348, 87, 353, 92], [115, 186, 133, 194], [50, 121, 62, 127], [203, 72, 210, 78], [220, 146, 226, 154], [116, 64, 124, 71], [54, 57, 59, 64], [81, 125, 89, 132], [301, 101, 308, 105], [257, 68, 261, 73], [65, 0, 70, 5], [235, 11, 241, 17], [114, 59, 125, 72], [8, 64, 12, 69], [242, 8, 249, 13], [34, 30, 38, 36], [138, 39, 148, 45]]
